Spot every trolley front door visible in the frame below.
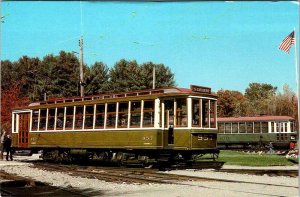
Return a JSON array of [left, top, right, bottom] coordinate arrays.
[[18, 113, 30, 148]]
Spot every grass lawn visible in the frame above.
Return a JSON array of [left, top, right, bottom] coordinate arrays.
[[217, 150, 297, 166]]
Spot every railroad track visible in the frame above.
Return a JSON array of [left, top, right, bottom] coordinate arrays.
[[2, 161, 297, 197], [31, 162, 298, 190], [0, 170, 93, 196]]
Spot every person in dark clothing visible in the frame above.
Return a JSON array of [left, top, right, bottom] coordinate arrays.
[[3, 135, 13, 161]]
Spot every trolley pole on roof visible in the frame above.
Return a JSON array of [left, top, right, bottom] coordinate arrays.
[[79, 36, 84, 97]]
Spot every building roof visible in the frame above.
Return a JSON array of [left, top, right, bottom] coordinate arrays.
[[218, 116, 294, 122]]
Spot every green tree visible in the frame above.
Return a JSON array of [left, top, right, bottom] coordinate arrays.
[[140, 62, 175, 89], [85, 62, 110, 94], [109, 59, 176, 92], [244, 83, 277, 115], [12, 56, 41, 100], [1, 60, 16, 91], [109, 59, 141, 92], [245, 83, 277, 101]]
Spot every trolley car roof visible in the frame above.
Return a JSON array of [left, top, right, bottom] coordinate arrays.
[[19, 85, 216, 109], [218, 116, 294, 122]]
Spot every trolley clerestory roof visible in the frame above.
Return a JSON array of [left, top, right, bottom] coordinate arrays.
[[22, 85, 216, 109], [218, 116, 294, 122]]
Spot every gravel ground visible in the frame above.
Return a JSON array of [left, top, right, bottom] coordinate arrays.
[[0, 155, 298, 197]]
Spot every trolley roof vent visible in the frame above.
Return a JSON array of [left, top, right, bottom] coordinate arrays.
[[28, 102, 41, 106], [163, 89, 180, 93]]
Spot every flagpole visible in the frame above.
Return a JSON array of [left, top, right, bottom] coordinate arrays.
[[294, 28, 300, 167], [294, 28, 299, 131]]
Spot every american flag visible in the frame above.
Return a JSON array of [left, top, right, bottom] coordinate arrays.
[[279, 31, 295, 53]]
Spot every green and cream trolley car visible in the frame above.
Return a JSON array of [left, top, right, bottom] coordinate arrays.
[[12, 85, 219, 165], [217, 116, 297, 148]]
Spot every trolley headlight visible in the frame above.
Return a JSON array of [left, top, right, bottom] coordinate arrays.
[[290, 136, 296, 140]]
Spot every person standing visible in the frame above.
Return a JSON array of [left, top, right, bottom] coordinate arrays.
[[3, 134, 13, 161], [0, 130, 6, 160]]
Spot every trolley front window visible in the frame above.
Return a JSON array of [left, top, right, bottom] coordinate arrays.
[[192, 98, 217, 128], [176, 98, 187, 127], [192, 99, 201, 127], [202, 99, 209, 128]]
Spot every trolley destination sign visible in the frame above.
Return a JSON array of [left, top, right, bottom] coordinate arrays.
[[190, 85, 211, 94]]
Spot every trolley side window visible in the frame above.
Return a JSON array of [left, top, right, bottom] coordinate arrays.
[[106, 103, 116, 128], [218, 123, 225, 133], [276, 122, 280, 133], [130, 101, 141, 128], [47, 108, 55, 130], [261, 122, 268, 133], [39, 109, 47, 131], [95, 104, 105, 129], [225, 123, 231, 133], [32, 110, 39, 131], [118, 102, 128, 128], [239, 122, 246, 133], [84, 105, 94, 129], [143, 100, 155, 127], [56, 108, 64, 130], [232, 123, 238, 133], [12, 113, 17, 133], [75, 106, 83, 129], [291, 121, 295, 132], [65, 106, 74, 130], [254, 122, 260, 133], [210, 100, 217, 128], [270, 122, 275, 133], [246, 122, 253, 133]]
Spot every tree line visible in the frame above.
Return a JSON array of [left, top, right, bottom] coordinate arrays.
[[1, 51, 298, 131], [0, 51, 175, 130], [1, 51, 175, 101], [217, 83, 298, 126]]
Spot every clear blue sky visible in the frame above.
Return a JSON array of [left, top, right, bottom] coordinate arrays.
[[1, 1, 299, 93]]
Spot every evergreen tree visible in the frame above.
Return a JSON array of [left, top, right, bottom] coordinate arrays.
[[140, 62, 175, 89], [85, 62, 110, 94], [109, 59, 141, 92]]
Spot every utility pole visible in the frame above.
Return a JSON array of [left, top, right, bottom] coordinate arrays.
[[79, 36, 84, 97], [152, 65, 156, 89]]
